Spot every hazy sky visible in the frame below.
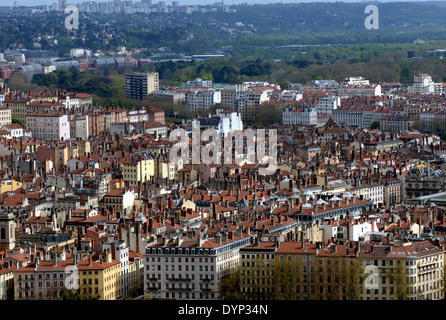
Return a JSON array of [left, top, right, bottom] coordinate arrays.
[[1, 0, 424, 7]]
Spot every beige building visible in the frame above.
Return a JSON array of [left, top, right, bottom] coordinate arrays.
[[26, 110, 70, 141], [358, 240, 444, 300], [125, 72, 159, 100], [0, 261, 15, 300], [0, 108, 11, 127]]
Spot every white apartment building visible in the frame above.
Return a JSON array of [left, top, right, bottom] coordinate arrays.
[[407, 74, 443, 95], [70, 115, 89, 140], [0, 262, 14, 300], [0, 123, 30, 139], [275, 90, 303, 103], [220, 84, 248, 109], [332, 105, 376, 128], [186, 89, 221, 111], [70, 48, 92, 58], [59, 94, 80, 110], [126, 109, 150, 123], [181, 78, 213, 89], [282, 106, 318, 126], [0, 108, 12, 127], [350, 181, 384, 207], [215, 109, 243, 137], [320, 220, 375, 243], [144, 122, 168, 138], [26, 110, 70, 141], [144, 229, 252, 300], [341, 77, 370, 86], [102, 240, 135, 299], [337, 84, 381, 97], [316, 96, 341, 114]]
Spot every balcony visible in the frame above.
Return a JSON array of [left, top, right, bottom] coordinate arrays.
[[146, 286, 159, 291], [147, 277, 159, 281], [170, 277, 191, 282], [418, 263, 436, 274]]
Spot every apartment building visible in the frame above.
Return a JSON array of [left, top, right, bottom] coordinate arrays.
[[155, 159, 180, 182], [215, 109, 243, 137], [103, 107, 127, 132], [282, 106, 318, 126], [0, 123, 26, 138], [144, 229, 252, 300], [146, 106, 165, 124], [149, 89, 186, 104], [341, 77, 370, 86], [26, 110, 70, 141], [4, 97, 29, 126], [337, 84, 381, 97], [380, 115, 416, 132], [0, 108, 11, 127], [181, 78, 213, 89], [239, 240, 277, 300], [102, 240, 135, 299], [239, 238, 445, 301], [122, 157, 155, 187], [240, 87, 273, 121], [407, 74, 443, 95], [316, 96, 341, 114], [220, 84, 248, 109], [0, 261, 15, 300], [358, 240, 444, 300], [70, 115, 89, 140], [350, 180, 384, 207], [13, 251, 121, 300], [380, 175, 403, 207], [332, 105, 376, 128], [186, 88, 221, 111], [125, 72, 159, 100]]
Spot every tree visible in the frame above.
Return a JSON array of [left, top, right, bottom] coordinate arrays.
[[273, 258, 302, 300], [389, 261, 408, 300], [59, 288, 100, 300], [240, 256, 276, 300], [12, 118, 25, 128], [371, 120, 380, 130], [315, 256, 362, 300], [219, 266, 242, 300]]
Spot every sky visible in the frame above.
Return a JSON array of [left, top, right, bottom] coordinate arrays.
[[1, 0, 426, 7]]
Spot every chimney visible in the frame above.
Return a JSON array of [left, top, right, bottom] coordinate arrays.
[[177, 236, 183, 247], [198, 234, 205, 247]]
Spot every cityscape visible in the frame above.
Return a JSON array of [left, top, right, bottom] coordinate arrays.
[[1, 0, 446, 310]]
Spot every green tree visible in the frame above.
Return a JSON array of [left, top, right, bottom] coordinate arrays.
[[12, 118, 25, 128], [315, 256, 362, 300], [219, 266, 242, 300], [59, 288, 100, 300], [273, 258, 302, 300], [371, 120, 380, 130]]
